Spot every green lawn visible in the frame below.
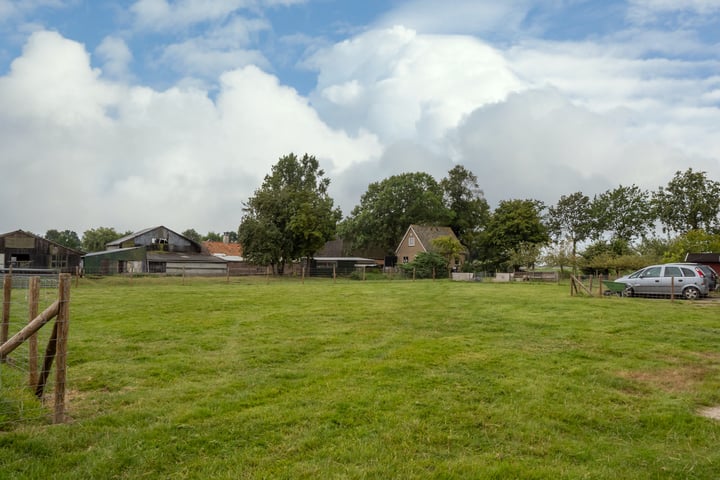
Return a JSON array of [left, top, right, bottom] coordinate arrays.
[[1, 277, 720, 479]]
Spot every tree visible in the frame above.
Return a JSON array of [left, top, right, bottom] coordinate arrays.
[[542, 239, 574, 274], [478, 199, 549, 271], [205, 232, 223, 242], [547, 192, 594, 273], [509, 242, 543, 271], [182, 229, 202, 243], [431, 235, 464, 277], [661, 229, 720, 263], [82, 227, 123, 252], [341, 172, 451, 255], [238, 153, 341, 274], [653, 168, 720, 234], [592, 184, 654, 242], [45, 230, 82, 250], [440, 165, 490, 246]]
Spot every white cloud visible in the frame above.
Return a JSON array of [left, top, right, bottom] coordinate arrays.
[[306, 26, 525, 145], [627, 0, 720, 24], [376, 0, 535, 35], [130, 0, 305, 32], [130, 0, 248, 32], [0, 31, 117, 126], [158, 37, 269, 79], [0, 0, 65, 21], [0, 30, 380, 234], [95, 36, 134, 80], [448, 89, 699, 206]]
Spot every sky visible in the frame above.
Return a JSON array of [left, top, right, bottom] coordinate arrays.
[[1, 0, 719, 236]]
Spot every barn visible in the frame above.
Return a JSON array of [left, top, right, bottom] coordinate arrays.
[[86, 226, 227, 276], [0, 230, 84, 274]]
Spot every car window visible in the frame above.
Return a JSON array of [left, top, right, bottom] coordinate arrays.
[[681, 267, 696, 277], [664, 266, 682, 277], [642, 266, 661, 277], [628, 269, 644, 279]]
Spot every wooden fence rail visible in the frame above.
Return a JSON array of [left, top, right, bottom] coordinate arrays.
[[0, 273, 71, 424]]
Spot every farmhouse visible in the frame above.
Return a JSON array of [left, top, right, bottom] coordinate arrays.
[[0, 229, 83, 273], [395, 224, 466, 267], [85, 226, 226, 276]]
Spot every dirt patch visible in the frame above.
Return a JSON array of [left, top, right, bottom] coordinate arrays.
[[698, 406, 720, 421], [617, 365, 712, 393]]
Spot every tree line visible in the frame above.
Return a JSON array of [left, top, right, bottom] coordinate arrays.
[[43, 152, 720, 275]]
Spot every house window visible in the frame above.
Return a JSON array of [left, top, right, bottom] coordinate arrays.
[[403, 256, 409, 264], [408, 235, 415, 247]]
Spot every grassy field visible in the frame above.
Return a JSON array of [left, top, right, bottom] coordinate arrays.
[[1, 276, 720, 479]]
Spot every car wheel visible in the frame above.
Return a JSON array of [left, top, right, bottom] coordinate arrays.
[[682, 287, 701, 300], [623, 286, 633, 297]]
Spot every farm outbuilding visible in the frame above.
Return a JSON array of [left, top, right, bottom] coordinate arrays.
[[90, 226, 227, 276], [83, 247, 147, 275], [0, 230, 83, 274], [684, 252, 720, 275], [309, 257, 379, 277]]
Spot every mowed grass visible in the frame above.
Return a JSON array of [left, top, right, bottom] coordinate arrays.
[[2, 276, 720, 479]]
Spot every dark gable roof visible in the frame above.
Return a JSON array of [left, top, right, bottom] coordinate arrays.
[[0, 229, 85, 255], [408, 225, 458, 251], [107, 226, 202, 250], [685, 253, 720, 263], [395, 224, 461, 254]]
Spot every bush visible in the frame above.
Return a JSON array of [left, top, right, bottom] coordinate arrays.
[[400, 252, 447, 279]]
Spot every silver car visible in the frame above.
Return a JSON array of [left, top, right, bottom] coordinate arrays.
[[615, 263, 710, 300]]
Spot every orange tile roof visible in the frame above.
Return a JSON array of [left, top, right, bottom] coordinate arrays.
[[203, 241, 243, 256]]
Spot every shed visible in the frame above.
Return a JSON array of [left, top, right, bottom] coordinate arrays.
[[684, 253, 720, 275], [0, 230, 84, 274], [83, 247, 147, 275], [310, 256, 379, 277]]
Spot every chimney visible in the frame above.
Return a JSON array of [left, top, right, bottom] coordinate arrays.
[[223, 233, 230, 244]]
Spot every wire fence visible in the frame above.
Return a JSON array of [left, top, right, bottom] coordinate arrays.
[[1, 273, 70, 430]]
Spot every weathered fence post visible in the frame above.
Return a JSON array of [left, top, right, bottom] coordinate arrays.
[[53, 273, 71, 423], [28, 276, 40, 389], [2, 272, 11, 345]]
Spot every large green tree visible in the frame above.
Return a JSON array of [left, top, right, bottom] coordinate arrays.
[[182, 229, 203, 243], [653, 168, 720, 234], [341, 172, 451, 255], [478, 199, 549, 271], [592, 184, 654, 242], [82, 227, 123, 252], [45, 229, 82, 250], [440, 165, 490, 246], [238, 153, 341, 274], [547, 192, 594, 273]]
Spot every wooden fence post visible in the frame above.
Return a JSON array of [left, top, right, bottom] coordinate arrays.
[[53, 273, 71, 423], [2, 272, 11, 345], [28, 276, 40, 389]]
